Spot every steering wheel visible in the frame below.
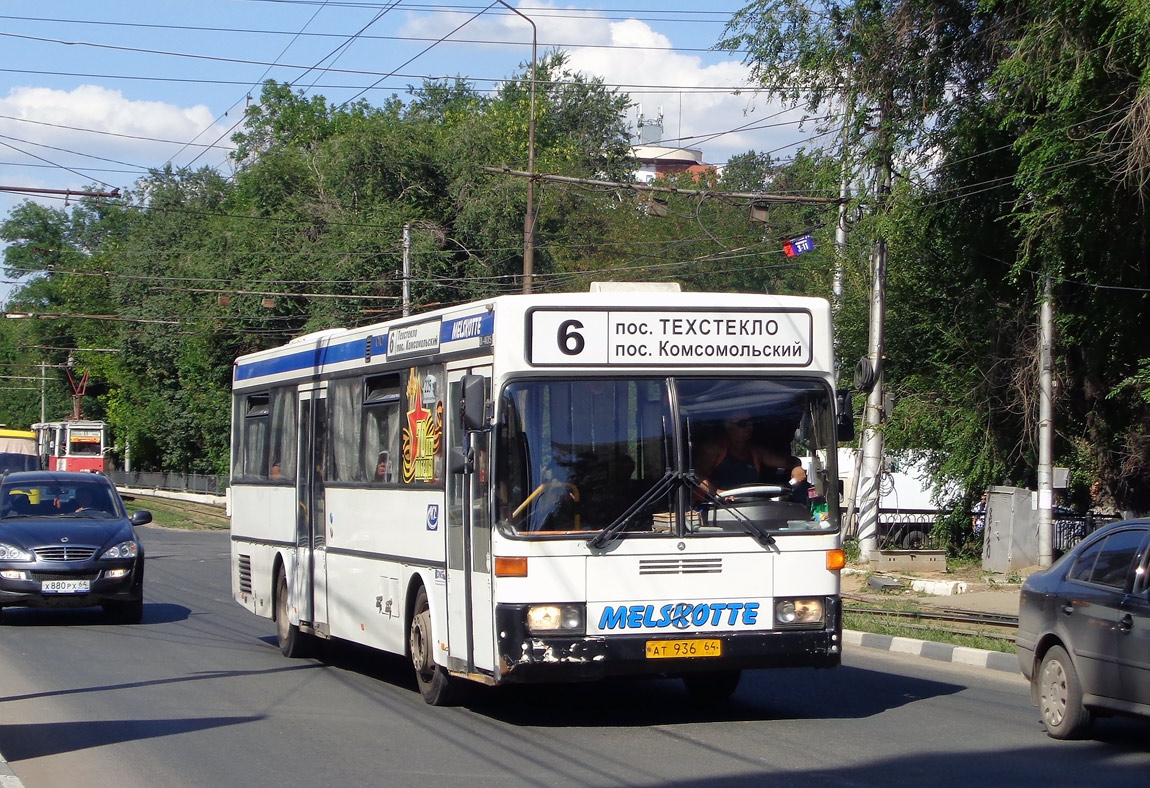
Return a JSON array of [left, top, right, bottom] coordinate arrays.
[[716, 484, 788, 503], [511, 481, 581, 522]]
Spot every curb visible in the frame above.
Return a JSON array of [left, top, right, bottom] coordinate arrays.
[[844, 629, 1019, 674]]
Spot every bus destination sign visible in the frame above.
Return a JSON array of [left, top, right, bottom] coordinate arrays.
[[528, 309, 813, 367]]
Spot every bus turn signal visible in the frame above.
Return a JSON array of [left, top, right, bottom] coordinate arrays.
[[495, 556, 528, 577]]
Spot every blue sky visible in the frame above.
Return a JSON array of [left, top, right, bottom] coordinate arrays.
[[0, 1, 817, 304]]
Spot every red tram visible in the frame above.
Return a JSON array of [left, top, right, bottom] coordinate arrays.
[[32, 420, 109, 473]]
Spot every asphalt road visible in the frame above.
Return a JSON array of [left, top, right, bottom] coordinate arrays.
[[0, 526, 1147, 788]]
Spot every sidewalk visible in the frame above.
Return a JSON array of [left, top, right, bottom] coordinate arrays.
[[842, 566, 1025, 674]]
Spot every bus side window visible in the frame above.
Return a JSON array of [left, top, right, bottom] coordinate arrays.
[[364, 374, 401, 484], [268, 388, 297, 483], [239, 393, 270, 481]]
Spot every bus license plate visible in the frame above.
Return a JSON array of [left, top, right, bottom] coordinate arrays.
[[42, 580, 90, 594], [645, 639, 722, 659]]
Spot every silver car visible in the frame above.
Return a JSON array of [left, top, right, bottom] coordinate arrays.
[[1016, 519, 1150, 738]]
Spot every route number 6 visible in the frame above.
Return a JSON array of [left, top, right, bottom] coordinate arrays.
[[558, 320, 585, 356]]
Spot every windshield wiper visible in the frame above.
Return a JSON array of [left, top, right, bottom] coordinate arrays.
[[587, 470, 682, 549]]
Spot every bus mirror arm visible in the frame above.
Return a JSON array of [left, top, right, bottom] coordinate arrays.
[[449, 446, 473, 475]]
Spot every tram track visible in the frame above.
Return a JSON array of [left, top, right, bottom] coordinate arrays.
[[121, 492, 230, 530], [843, 594, 1019, 643]]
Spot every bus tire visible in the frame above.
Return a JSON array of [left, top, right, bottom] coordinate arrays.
[[276, 572, 313, 659], [409, 585, 460, 706], [682, 670, 741, 703]]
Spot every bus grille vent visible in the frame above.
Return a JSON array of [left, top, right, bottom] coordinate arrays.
[[238, 554, 253, 595], [639, 557, 722, 575]]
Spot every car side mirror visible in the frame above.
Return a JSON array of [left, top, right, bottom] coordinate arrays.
[[130, 510, 153, 526]]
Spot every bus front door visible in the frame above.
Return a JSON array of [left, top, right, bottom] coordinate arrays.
[[294, 389, 330, 636], [446, 366, 493, 674]]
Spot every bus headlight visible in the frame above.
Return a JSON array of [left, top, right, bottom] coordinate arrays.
[[525, 604, 585, 635], [774, 598, 824, 627]]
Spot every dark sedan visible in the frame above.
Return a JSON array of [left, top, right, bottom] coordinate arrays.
[[1016, 519, 1150, 739], [0, 471, 151, 624]]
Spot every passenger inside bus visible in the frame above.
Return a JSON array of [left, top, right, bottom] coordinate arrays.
[[373, 451, 391, 482]]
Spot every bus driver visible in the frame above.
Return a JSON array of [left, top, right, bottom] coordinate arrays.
[[695, 410, 795, 495]]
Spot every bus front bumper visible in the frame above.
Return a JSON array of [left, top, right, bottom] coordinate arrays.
[[494, 601, 841, 683]]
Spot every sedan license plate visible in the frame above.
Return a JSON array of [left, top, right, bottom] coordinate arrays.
[[645, 638, 722, 659], [41, 579, 90, 594]]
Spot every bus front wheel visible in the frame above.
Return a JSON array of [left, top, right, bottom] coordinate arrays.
[[682, 670, 742, 704], [409, 586, 461, 706]]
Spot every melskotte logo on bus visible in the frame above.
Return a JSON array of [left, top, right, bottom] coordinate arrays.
[[596, 601, 761, 631]]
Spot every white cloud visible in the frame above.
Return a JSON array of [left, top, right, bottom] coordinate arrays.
[[564, 19, 809, 166], [402, 5, 807, 166], [0, 84, 234, 182]]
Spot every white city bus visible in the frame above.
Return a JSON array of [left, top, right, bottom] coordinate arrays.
[[229, 285, 851, 704]]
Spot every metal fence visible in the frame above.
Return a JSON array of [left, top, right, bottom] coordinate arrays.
[[871, 508, 1121, 553], [876, 509, 941, 550], [1053, 512, 1122, 554], [107, 470, 228, 497]]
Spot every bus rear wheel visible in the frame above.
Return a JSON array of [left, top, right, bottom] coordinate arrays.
[[276, 572, 313, 658], [409, 586, 461, 706]]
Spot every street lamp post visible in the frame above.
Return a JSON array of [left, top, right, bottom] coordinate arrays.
[[496, 0, 537, 293]]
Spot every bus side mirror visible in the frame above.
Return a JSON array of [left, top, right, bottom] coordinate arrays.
[[835, 389, 855, 442], [460, 374, 487, 431]]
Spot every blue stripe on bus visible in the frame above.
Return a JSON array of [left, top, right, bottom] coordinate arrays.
[[234, 339, 368, 381], [234, 312, 493, 382]]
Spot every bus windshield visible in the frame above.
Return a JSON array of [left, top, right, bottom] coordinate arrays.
[[495, 377, 838, 538]]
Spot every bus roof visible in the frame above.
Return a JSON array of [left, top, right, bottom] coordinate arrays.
[[232, 290, 835, 390]]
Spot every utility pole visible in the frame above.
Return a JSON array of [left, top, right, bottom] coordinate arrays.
[[834, 177, 849, 308], [1037, 275, 1054, 566], [402, 223, 412, 317], [854, 106, 893, 563], [494, 0, 536, 294], [833, 95, 854, 313]]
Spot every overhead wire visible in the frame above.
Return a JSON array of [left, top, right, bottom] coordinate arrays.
[[167, 0, 337, 168]]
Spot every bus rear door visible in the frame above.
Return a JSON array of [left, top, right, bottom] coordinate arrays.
[[294, 388, 330, 637]]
